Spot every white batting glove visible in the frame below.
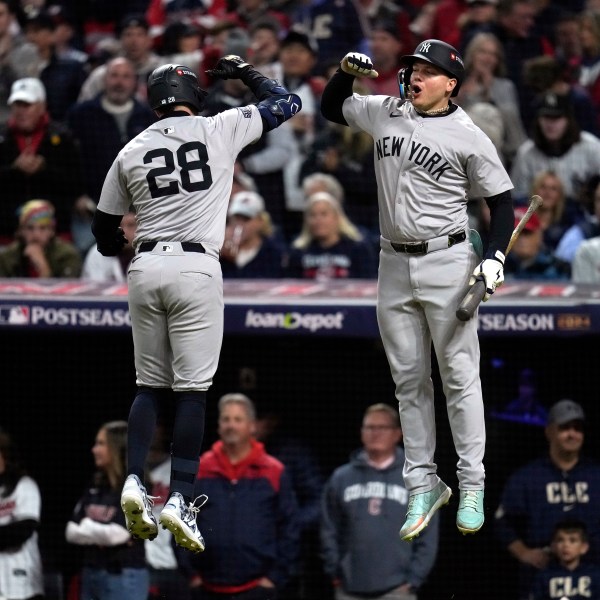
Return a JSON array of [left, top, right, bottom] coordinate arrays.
[[340, 52, 379, 79], [470, 252, 505, 301]]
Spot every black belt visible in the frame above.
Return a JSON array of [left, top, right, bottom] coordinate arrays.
[[138, 241, 206, 253], [390, 230, 466, 254]]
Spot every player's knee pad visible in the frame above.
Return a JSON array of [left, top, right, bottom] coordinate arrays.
[[257, 93, 302, 131]]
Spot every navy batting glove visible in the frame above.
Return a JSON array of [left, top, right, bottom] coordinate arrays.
[[206, 55, 253, 80], [97, 227, 128, 256]]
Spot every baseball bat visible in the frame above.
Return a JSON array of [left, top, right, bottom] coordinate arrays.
[[455, 194, 544, 322]]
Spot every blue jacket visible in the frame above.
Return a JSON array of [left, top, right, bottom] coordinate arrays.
[[189, 440, 299, 591], [67, 94, 156, 200], [531, 560, 600, 600], [495, 456, 600, 597], [320, 447, 439, 594]]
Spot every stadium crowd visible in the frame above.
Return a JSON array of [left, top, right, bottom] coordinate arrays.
[[1, 0, 600, 599]]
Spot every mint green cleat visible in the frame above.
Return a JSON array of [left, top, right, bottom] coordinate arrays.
[[399, 480, 452, 541], [456, 489, 485, 535]]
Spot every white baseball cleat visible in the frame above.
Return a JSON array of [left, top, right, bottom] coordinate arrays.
[[159, 492, 207, 553], [121, 474, 158, 540]]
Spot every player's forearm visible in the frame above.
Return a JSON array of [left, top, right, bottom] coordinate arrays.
[[484, 190, 513, 259], [321, 69, 354, 126]]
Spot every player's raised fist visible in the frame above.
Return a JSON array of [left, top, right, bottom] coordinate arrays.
[[341, 52, 379, 79], [206, 55, 253, 80]]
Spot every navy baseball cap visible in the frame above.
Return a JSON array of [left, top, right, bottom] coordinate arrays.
[[547, 399, 585, 425]]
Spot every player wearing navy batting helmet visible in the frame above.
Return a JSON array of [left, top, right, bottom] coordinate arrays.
[[92, 58, 301, 553], [321, 39, 514, 541]]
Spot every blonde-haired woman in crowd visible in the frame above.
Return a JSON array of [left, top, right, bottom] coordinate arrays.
[[529, 171, 570, 250], [285, 191, 377, 280]]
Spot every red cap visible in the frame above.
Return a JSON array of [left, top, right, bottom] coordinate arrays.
[[514, 206, 541, 232]]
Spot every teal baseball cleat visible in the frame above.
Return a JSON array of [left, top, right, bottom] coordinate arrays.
[[456, 489, 485, 534], [399, 480, 452, 541]]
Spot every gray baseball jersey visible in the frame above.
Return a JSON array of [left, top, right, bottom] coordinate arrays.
[[342, 95, 513, 242], [341, 93, 512, 493], [98, 106, 263, 255], [98, 106, 263, 390]]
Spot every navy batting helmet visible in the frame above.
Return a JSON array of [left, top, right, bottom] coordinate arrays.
[[398, 39, 465, 97], [147, 64, 208, 113]]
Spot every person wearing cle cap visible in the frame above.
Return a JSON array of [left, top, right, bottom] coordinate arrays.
[[495, 398, 600, 599], [221, 191, 286, 278], [0, 199, 81, 277], [0, 77, 84, 240], [503, 206, 570, 281]]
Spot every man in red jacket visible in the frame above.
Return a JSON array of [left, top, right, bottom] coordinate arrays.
[[188, 393, 299, 599]]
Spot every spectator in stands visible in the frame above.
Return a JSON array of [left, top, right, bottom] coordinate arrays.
[[255, 402, 325, 599], [248, 18, 283, 81], [0, 77, 85, 239], [489, 0, 553, 125], [554, 12, 583, 76], [456, 31, 526, 167], [45, 4, 88, 64], [579, 10, 600, 133], [503, 206, 570, 281], [494, 399, 600, 600], [295, 0, 369, 73], [186, 393, 299, 599], [223, 0, 289, 33], [555, 175, 600, 264], [299, 126, 378, 233], [65, 420, 149, 600], [321, 403, 439, 600], [203, 30, 296, 230], [146, 422, 191, 600], [81, 207, 136, 282], [159, 21, 204, 74], [572, 234, 600, 283], [286, 191, 378, 279], [220, 191, 286, 278], [510, 92, 600, 203], [278, 26, 321, 224], [0, 0, 28, 125], [69, 55, 153, 200], [529, 171, 571, 251], [145, 0, 227, 43], [531, 519, 600, 600], [18, 8, 87, 122], [453, 0, 498, 53], [0, 199, 82, 277], [522, 54, 598, 137], [364, 20, 406, 97], [78, 14, 162, 103], [0, 428, 44, 600]]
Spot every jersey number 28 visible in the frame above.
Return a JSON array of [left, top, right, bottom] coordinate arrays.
[[144, 141, 213, 198]]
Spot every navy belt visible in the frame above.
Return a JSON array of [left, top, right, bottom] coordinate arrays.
[[138, 241, 206, 253], [390, 230, 466, 254]]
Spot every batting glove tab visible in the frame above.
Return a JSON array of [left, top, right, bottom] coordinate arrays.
[[470, 253, 505, 301], [206, 55, 252, 80], [340, 52, 379, 79]]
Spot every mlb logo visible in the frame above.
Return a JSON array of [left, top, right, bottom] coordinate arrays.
[[0, 305, 30, 325]]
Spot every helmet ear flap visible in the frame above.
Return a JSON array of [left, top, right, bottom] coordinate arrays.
[[397, 67, 412, 101]]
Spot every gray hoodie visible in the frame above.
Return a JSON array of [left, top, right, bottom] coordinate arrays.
[[320, 447, 439, 595]]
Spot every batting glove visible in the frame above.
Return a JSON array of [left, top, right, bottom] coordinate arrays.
[[470, 253, 505, 301], [340, 52, 379, 79], [97, 227, 128, 257], [206, 55, 253, 80]]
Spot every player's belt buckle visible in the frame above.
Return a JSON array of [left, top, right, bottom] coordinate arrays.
[[404, 242, 427, 254]]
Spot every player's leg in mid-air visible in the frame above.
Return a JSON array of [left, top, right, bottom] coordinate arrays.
[[376, 246, 452, 542]]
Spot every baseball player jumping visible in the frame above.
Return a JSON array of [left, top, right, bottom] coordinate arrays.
[[321, 40, 514, 540], [92, 58, 301, 552]]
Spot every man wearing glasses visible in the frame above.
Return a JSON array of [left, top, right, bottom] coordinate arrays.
[[320, 403, 440, 600]]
